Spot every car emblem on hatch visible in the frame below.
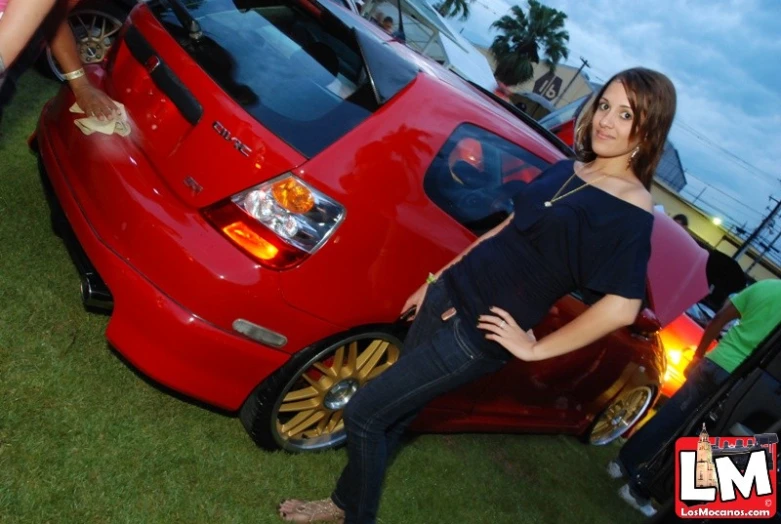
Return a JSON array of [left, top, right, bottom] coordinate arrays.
[[212, 121, 252, 157], [183, 176, 203, 195]]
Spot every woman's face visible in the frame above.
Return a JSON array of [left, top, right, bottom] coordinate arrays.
[[590, 80, 641, 158]]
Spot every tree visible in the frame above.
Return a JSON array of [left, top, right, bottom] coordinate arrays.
[[489, 1, 569, 86], [434, 0, 472, 21]]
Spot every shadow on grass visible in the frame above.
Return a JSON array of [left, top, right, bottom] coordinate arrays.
[[104, 341, 238, 419]]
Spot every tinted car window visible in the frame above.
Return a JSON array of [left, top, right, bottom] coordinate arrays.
[[150, 0, 378, 157], [424, 124, 550, 235]]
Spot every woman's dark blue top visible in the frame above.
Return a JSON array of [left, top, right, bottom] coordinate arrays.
[[443, 159, 654, 347]]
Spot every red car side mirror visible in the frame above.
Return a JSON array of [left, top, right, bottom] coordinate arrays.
[[631, 308, 661, 336]]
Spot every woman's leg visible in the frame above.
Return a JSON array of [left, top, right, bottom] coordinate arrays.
[[330, 316, 506, 523]]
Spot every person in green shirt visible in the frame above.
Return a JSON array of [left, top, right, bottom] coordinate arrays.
[[691, 279, 781, 373], [607, 278, 781, 516]]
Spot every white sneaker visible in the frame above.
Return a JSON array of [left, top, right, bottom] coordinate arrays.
[[606, 460, 624, 479], [618, 484, 657, 517]]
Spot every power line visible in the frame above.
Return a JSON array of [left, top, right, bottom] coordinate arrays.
[[673, 120, 778, 184], [683, 173, 768, 218]]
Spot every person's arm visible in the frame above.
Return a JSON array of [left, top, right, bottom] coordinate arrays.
[[692, 300, 741, 361], [0, 0, 58, 70], [49, 17, 120, 121], [478, 294, 642, 362]]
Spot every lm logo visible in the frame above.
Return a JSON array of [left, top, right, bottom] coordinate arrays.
[[675, 424, 777, 519]]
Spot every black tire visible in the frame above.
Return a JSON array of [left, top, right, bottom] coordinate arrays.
[[240, 327, 404, 453], [38, 0, 130, 81], [583, 385, 656, 445]]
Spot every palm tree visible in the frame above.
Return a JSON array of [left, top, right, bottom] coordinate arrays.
[[434, 0, 473, 21], [489, 1, 569, 86]]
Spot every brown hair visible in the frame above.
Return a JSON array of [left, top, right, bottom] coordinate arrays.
[[573, 67, 677, 189]]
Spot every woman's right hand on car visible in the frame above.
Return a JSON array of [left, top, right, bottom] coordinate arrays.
[[400, 282, 428, 321]]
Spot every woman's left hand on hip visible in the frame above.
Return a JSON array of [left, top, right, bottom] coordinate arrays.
[[477, 307, 536, 361]]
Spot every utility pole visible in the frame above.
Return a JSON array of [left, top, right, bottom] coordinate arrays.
[[692, 186, 707, 205], [554, 56, 590, 106], [746, 228, 781, 272], [733, 195, 781, 261]]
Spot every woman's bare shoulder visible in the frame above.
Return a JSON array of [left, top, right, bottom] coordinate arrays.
[[621, 184, 654, 213]]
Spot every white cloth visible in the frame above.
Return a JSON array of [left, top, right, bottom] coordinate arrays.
[[70, 101, 131, 137]]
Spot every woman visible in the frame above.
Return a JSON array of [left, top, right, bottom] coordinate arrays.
[[279, 67, 677, 523]]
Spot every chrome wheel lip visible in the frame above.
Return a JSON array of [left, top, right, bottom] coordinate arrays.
[[46, 9, 124, 82], [271, 331, 402, 453], [589, 386, 654, 446]]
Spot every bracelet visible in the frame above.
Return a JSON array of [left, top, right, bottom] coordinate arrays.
[[62, 68, 86, 81], [426, 272, 437, 284]]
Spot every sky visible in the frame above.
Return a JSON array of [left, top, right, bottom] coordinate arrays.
[[439, 0, 781, 250]]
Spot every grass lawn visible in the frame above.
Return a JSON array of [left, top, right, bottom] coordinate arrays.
[[0, 71, 645, 524]]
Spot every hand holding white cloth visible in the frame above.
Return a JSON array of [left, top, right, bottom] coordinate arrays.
[[70, 101, 131, 137]]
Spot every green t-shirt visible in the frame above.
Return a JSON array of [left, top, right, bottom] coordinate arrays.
[[707, 279, 781, 373]]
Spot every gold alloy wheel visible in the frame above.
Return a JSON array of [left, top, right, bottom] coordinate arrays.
[[273, 334, 401, 452], [46, 9, 125, 82], [588, 386, 654, 445]]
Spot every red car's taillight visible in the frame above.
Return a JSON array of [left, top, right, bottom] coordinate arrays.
[[203, 174, 345, 270]]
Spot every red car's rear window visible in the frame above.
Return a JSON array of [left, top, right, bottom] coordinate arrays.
[[149, 0, 378, 157]]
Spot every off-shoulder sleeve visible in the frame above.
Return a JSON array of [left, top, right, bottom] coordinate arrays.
[[583, 219, 653, 299]]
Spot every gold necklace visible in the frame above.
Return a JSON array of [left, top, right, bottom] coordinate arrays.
[[544, 164, 610, 207]]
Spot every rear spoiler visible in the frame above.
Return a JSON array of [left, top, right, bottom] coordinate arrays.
[[466, 80, 576, 160]]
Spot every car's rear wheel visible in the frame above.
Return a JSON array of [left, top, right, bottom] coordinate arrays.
[[43, 1, 129, 81], [586, 385, 655, 445], [240, 329, 402, 452]]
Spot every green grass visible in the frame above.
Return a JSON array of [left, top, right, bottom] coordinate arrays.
[[0, 71, 645, 524]]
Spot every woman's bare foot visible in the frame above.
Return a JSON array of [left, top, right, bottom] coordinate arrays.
[[278, 498, 345, 522]]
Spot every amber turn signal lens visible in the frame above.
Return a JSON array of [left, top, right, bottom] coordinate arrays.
[[271, 178, 315, 214], [222, 221, 279, 261]]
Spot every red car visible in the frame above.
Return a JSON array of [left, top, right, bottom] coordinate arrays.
[[33, 0, 708, 452]]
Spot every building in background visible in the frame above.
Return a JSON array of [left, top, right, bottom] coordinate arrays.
[[652, 182, 781, 281], [656, 140, 687, 192], [474, 46, 595, 117]]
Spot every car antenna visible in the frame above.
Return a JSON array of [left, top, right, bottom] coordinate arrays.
[[162, 0, 203, 41]]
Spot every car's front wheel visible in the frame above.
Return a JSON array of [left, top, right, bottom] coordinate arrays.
[[586, 385, 655, 445], [240, 329, 403, 452]]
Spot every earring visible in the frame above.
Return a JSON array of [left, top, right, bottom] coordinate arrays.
[[627, 147, 639, 168]]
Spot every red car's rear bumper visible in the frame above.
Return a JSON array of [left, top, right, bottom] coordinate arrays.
[[34, 85, 340, 411]]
